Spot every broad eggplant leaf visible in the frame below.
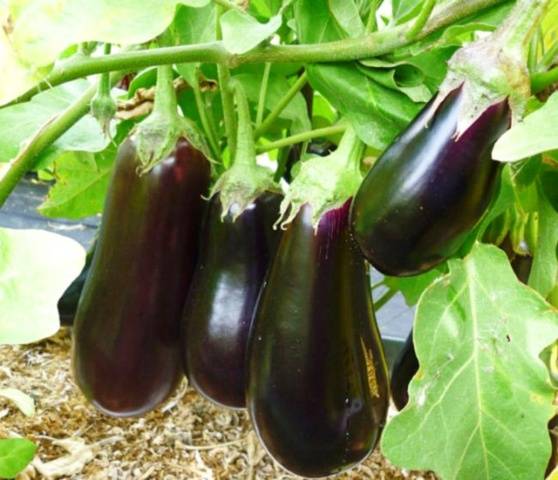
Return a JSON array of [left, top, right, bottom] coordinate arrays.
[[382, 243, 558, 480], [493, 92, 558, 162], [38, 121, 132, 219], [220, 9, 282, 54], [0, 228, 85, 344], [0, 80, 108, 164], [0, 388, 35, 417], [0, 438, 36, 479], [529, 178, 558, 299], [329, 0, 365, 38], [7, 0, 208, 67], [234, 73, 311, 134]]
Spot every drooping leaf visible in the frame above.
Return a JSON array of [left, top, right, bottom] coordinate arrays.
[[0, 438, 36, 479], [0, 80, 108, 163], [0, 388, 35, 417], [382, 243, 558, 480], [529, 177, 558, 299], [493, 92, 558, 162], [0, 228, 85, 344], [220, 9, 282, 54], [38, 121, 132, 219]]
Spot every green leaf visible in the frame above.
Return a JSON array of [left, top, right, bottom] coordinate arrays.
[[0, 80, 108, 163], [529, 178, 558, 298], [0, 388, 35, 417], [234, 73, 311, 134], [329, 0, 365, 38], [8, 0, 208, 67], [0, 228, 85, 345], [0, 438, 36, 479], [38, 121, 133, 219], [382, 243, 558, 480], [384, 267, 446, 307], [220, 9, 282, 54], [493, 92, 558, 162]]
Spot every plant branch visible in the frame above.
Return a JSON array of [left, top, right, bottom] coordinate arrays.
[[0, 73, 124, 207], [256, 124, 346, 153], [255, 71, 308, 139], [8, 0, 510, 106]]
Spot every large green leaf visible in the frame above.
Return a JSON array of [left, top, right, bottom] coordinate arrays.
[[382, 243, 558, 480], [529, 177, 558, 299], [0, 80, 108, 163], [38, 121, 132, 219], [220, 9, 282, 54], [493, 92, 558, 162], [0, 228, 85, 344], [0, 439, 36, 479]]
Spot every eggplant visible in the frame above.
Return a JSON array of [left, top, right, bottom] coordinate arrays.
[[351, 88, 511, 276], [182, 192, 281, 409], [72, 137, 210, 417], [58, 240, 96, 327], [247, 201, 389, 478], [390, 331, 419, 411]]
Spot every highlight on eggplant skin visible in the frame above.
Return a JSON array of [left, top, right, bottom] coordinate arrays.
[[72, 137, 210, 418], [390, 331, 419, 411], [182, 192, 282, 409], [351, 87, 511, 277], [247, 201, 389, 478]]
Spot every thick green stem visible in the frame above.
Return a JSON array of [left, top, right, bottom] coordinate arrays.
[[152, 65, 177, 118], [8, 0, 509, 106], [256, 63, 272, 128], [256, 124, 347, 153], [255, 71, 308, 139], [0, 73, 124, 207], [98, 44, 112, 96], [192, 69, 220, 158], [407, 0, 437, 40], [231, 80, 256, 167], [531, 66, 558, 93], [216, 5, 237, 156]]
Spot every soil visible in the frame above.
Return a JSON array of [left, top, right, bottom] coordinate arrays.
[[0, 329, 437, 480]]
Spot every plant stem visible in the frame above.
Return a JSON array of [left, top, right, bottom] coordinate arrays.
[[98, 43, 112, 96], [216, 5, 237, 155], [366, 0, 381, 32], [531, 66, 558, 93], [255, 71, 308, 139], [256, 124, 346, 153], [256, 62, 272, 128], [192, 68, 220, 159], [152, 64, 177, 118], [8, 0, 509, 105], [375, 288, 398, 311], [0, 73, 124, 207], [407, 0, 437, 40], [230, 80, 256, 167], [538, 42, 558, 70]]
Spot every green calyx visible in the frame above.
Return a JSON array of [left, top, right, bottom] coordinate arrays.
[[210, 79, 279, 221], [134, 64, 209, 175], [276, 126, 365, 229], [435, 0, 549, 136]]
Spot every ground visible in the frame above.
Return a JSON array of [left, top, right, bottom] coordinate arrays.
[[0, 329, 437, 480]]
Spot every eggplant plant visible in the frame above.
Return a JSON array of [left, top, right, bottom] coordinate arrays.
[[0, 0, 557, 479]]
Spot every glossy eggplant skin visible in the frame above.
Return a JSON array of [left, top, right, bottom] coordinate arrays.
[[351, 88, 511, 276], [390, 331, 419, 411], [72, 137, 210, 417], [182, 193, 281, 409], [247, 201, 389, 478], [58, 241, 96, 327]]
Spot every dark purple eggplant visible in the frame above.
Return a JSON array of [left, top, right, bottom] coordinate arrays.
[[247, 201, 389, 478], [351, 88, 511, 276], [72, 137, 210, 417], [182, 192, 281, 409], [58, 240, 96, 327], [390, 331, 419, 411]]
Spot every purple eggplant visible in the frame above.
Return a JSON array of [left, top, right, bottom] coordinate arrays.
[[247, 201, 389, 478], [72, 137, 210, 417], [181, 192, 281, 409], [351, 88, 511, 276]]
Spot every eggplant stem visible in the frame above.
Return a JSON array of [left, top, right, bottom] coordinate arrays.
[[407, 0, 437, 40], [256, 63, 272, 128], [256, 124, 347, 153]]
